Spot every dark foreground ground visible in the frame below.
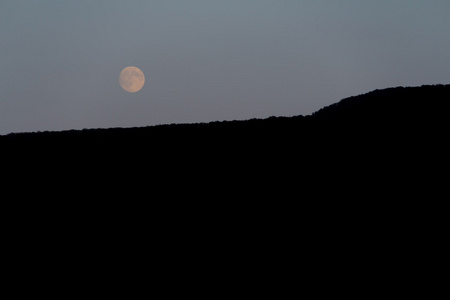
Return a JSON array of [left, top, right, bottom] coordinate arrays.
[[2, 84, 448, 195], [1, 85, 448, 292]]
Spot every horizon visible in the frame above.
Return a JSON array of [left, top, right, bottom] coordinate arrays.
[[1, 1, 449, 135], [1, 83, 447, 137]]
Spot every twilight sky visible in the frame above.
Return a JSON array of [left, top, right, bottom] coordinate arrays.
[[1, 0, 449, 135]]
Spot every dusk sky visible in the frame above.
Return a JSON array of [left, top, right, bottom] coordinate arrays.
[[1, 0, 449, 135]]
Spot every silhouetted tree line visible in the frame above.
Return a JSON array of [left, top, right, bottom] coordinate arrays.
[[1, 84, 448, 200], [1, 84, 448, 260], [2, 84, 447, 142]]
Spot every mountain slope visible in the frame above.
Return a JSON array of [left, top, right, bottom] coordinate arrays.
[[2, 84, 448, 142], [1, 84, 448, 194], [1, 84, 448, 238], [311, 84, 449, 122]]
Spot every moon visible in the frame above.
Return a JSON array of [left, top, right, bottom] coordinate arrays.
[[119, 66, 145, 93]]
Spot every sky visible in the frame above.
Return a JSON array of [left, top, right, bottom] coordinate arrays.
[[1, 0, 449, 135]]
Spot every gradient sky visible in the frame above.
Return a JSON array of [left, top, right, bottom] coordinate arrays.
[[1, 0, 449, 135]]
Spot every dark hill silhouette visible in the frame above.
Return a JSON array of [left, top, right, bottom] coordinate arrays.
[[309, 84, 449, 147], [2, 84, 447, 279], [2, 84, 448, 199], [2, 84, 448, 170], [311, 84, 449, 122], [2, 84, 448, 143]]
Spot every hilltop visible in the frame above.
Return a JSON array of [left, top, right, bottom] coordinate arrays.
[[1, 84, 448, 235], [2, 84, 448, 140], [1, 84, 448, 198]]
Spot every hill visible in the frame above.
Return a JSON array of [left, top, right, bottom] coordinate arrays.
[[2, 84, 448, 141], [2, 84, 447, 271], [1, 84, 448, 198]]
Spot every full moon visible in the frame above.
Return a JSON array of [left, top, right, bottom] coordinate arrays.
[[119, 66, 145, 93]]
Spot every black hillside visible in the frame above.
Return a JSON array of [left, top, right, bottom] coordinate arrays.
[[3, 84, 448, 143], [2, 84, 447, 270], [1, 84, 448, 199]]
